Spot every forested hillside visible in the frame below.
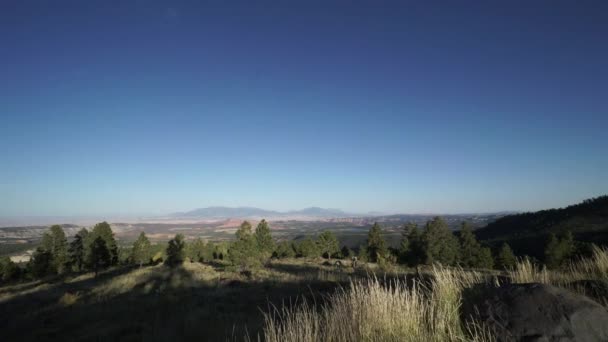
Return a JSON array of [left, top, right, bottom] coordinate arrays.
[[476, 196, 608, 258]]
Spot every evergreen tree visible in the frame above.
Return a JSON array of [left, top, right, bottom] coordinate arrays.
[[131, 232, 152, 267], [405, 225, 425, 267], [341, 245, 352, 259], [90, 237, 111, 276], [38, 225, 68, 274], [0, 256, 19, 282], [366, 222, 388, 262], [274, 241, 296, 258], [68, 228, 88, 272], [88, 222, 118, 265], [421, 217, 459, 266], [229, 221, 260, 268], [544, 231, 575, 269], [254, 219, 275, 259], [186, 238, 206, 262], [165, 234, 186, 267], [399, 222, 417, 264], [298, 238, 319, 258], [358, 245, 369, 263], [477, 247, 494, 269], [317, 231, 340, 260], [496, 242, 517, 269], [29, 247, 53, 278]]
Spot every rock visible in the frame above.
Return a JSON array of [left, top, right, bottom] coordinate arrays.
[[462, 283, 608, 342]]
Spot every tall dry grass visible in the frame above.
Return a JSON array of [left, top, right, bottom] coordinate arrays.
[[509, 246, 608, 286], [260, 266, 495, 342]]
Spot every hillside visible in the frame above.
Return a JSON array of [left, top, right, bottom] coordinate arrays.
[[475, 196, 608, 258]]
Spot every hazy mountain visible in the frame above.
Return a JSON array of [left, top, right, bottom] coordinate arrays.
[[287, 207, 349, 218], [170, 207, 281, 219]]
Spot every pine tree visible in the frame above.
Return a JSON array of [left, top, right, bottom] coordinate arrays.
[[477, 247, 494, 269], [38, 225, 69, 274], [29, 247, 53, 278], [0, 256, 19, 282], [88, 222, 118, 265], [298, 238, 319, 258], [406, 225, 425, 267], [421, 217, 459, 266], [229, 221, 260, 268], [68, 228, 88, 272], [399, 222, 417, 264], [317, 231, 340, 260], [131, 232, 152, 267], [186, 238, 206, 262], [367, 222, 388, 262], [496, 242, 517, 269], [274, 241, 296, 258], [165, 234, 186, 267], [341, 245, 352, 259], [255, 219, 275, 260], [90, 236, 111, 277], [544, 231, 576, 269]]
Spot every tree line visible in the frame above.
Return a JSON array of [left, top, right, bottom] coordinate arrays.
[[0, 217, 583, 284]]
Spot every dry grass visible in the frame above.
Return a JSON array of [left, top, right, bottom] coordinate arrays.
[[260, 265, 495, 342], [508, 246, 608, 286]]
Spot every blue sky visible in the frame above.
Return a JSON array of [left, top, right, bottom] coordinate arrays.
[[1, 1, 607, 216]]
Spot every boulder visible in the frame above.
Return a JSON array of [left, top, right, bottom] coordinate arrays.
[[462, 283, 608, 342]]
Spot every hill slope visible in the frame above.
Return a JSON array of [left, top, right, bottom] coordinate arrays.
[[475, 196, 608, 258]]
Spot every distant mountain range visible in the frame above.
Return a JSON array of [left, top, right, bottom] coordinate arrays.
[[169, 206, 351, 220]]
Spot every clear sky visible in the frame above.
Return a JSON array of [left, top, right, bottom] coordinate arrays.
[[1, 1, 607, 216]]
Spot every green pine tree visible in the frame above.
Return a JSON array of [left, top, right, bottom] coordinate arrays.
[[68, 228, 88, 272], [229, 221, 261, 268], [88, 222, 118, 265], [131, 232, 152, 267], [496, 242, 517, 269], [165, 234, 186, 267], [298, 238, 319, 258], [89, 236, 111, 277], [0, 256, 20, 282], [317, 231, 340, 260], [255, 219, 275, 260], [421, 217, 459, 266], [367, 222, 388, 262]]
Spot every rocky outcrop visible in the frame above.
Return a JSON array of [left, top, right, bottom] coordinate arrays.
[[462, 283, 608, 342]]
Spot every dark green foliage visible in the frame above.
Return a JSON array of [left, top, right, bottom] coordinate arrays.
[[496, 242, 517, 269], [475, 196, 608, 259], [229, 221, 261, 268], [358, 245, 369, 262], [0, 256, 20, 282], [403, 225, 424, 267], [68, 228, 88, 272], [399, 222, 416, 263], [317, 231, 340, 260], [29, 247, 53, 278], [165, 234, 186, 267], [38, 225, 69, 274], [544, 231, 575, 269], [254, 219, 275, 259], [366, 222, 388, 262], [458, 222, 494, 268], [298, 238, 319, 258], [273, 241, 296, 258], [131, 232, 152, 267], [88, 222, 118, 265], [186, 238, 206, 262], [421, 217, 460, 266], [90, 237, 111, 276], [341, 245, 352, 258]]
